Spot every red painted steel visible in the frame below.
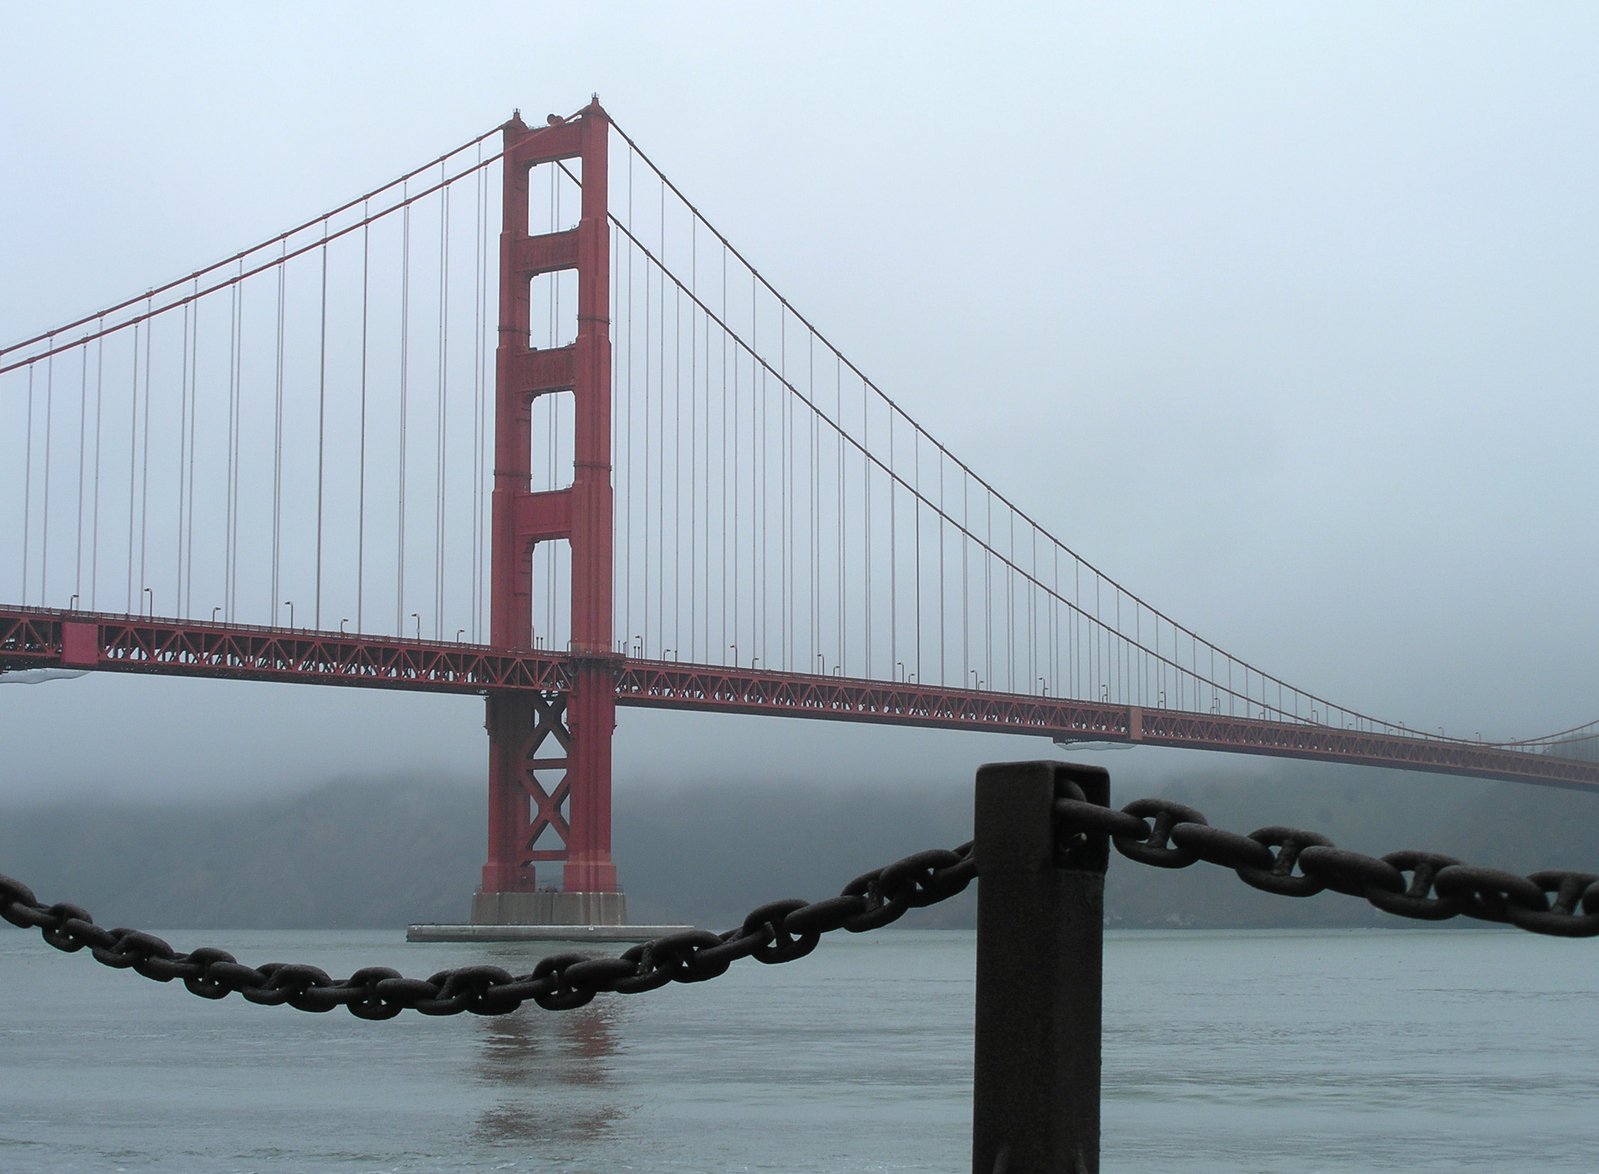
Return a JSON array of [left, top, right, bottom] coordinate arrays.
[[0, 607, 566, 693], [7, 606, 1597, 792], [612, 660, 1599, 791], [484, 102, 619, 894]]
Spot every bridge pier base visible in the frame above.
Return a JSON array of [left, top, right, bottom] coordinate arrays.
[[416, 864, 691, 943], [468, 889, 627, 927]]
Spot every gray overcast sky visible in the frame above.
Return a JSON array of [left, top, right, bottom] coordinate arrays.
[[2, 3, 1596, 802]]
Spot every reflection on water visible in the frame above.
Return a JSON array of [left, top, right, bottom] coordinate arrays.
[[472, 1101, 626, 1147], [473, 999, 627, 1144], [2, 929, 1596, 1171]]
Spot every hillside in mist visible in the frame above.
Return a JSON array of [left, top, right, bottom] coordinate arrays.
[[2, 758, 1596, 932]]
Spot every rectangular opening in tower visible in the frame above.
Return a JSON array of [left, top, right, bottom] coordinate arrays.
[[527, 269, 578, 351], [525, 158, 582, 237], [529, 536, 573, 653], [527, 389, 575, 493]]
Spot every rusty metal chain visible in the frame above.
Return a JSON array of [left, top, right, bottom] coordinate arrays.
[[0, 842, 975, 1018], [1054, 794, 1599, 937]]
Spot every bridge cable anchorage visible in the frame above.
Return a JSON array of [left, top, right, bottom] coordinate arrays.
[[4, 782, 1599, 1019]]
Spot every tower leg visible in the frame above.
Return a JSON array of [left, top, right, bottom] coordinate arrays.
[[481, 693, 535, 894], [473, 684, 626, 926], [562, 661, 619, 892]]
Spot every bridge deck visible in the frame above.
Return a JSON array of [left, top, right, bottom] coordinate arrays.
[[4, 606, 1595, 791]]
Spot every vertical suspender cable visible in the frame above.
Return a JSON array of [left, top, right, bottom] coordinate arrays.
[[358, 201, 370, 633], [961, 475, 969, 684], [470, 158, 482, 640], [1030, 528, 1038, 694], [862, 376, 870, 679], [781, 311, 789, 670], [670, 229, 681, 656], [139, 299, 153, 613], [700, 300, 710, 661], [1075, 563, 1083, 699], [398, 189, 411, 635], [171, 305, 187, 611], [719, 249, 728, 662], [938, 454, 945, 685], [184, 286, 200, 614], [835, 356, 843, 672], [1007, 513, 1015, 690], [727, 248, 735, 663], [914, 429, 921, 681], [224, 279, 237, 618], [1052, 546, 1060, 696], [806, 334, 815, 669], [889, 406, 896, 675], [125, 325, 139, 611], [316, 224, 330, 630], [624, 153, 634, 652], [641, 186, 652, 655], [673, 244, 683, 658], [230, 265, 244, 619], [658, 182, 667, 656], [435, 178, 450, 639], [650, 182, 662, 653], [751, 273, 761, 665], [21, 363, 35, 604], [689, 216, 697, 662], [985, 496, 993, 687], [91, 325, 105, 609], [270, 246, 285, 619], [75, 344, 88, 603], [40, 352, 55, 603], [610, 220, 620, 646]]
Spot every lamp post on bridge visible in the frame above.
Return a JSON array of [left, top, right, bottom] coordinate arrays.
[[142, 587, 152, 618], [283, 600, 295, 630]]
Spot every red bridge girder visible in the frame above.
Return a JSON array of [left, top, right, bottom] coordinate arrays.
[[5, 606, 1597, 792], [612, 660, 1599, 791], [0, 607, 565, 694]]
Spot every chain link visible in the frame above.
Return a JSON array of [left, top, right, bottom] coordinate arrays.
[[1056, 796, 1599, 937], [5, 785, 1595, 1018], [0, 841, 977, 1018]]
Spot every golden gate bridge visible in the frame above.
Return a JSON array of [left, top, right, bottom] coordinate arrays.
[[3, 100, 1595, 924]]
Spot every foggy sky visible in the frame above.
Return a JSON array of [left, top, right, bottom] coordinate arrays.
[[2, 3, 1597, 802]]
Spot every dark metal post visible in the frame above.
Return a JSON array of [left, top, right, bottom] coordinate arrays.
[[972, 761, 1109, 1174]]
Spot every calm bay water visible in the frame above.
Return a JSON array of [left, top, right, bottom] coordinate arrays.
[[1, 927, 1595, 1172]]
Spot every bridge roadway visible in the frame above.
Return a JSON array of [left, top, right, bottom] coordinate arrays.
[[4, 605, 1595, 791]]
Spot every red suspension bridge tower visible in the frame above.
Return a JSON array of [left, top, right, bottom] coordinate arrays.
[[475, 101, 623, 926]]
